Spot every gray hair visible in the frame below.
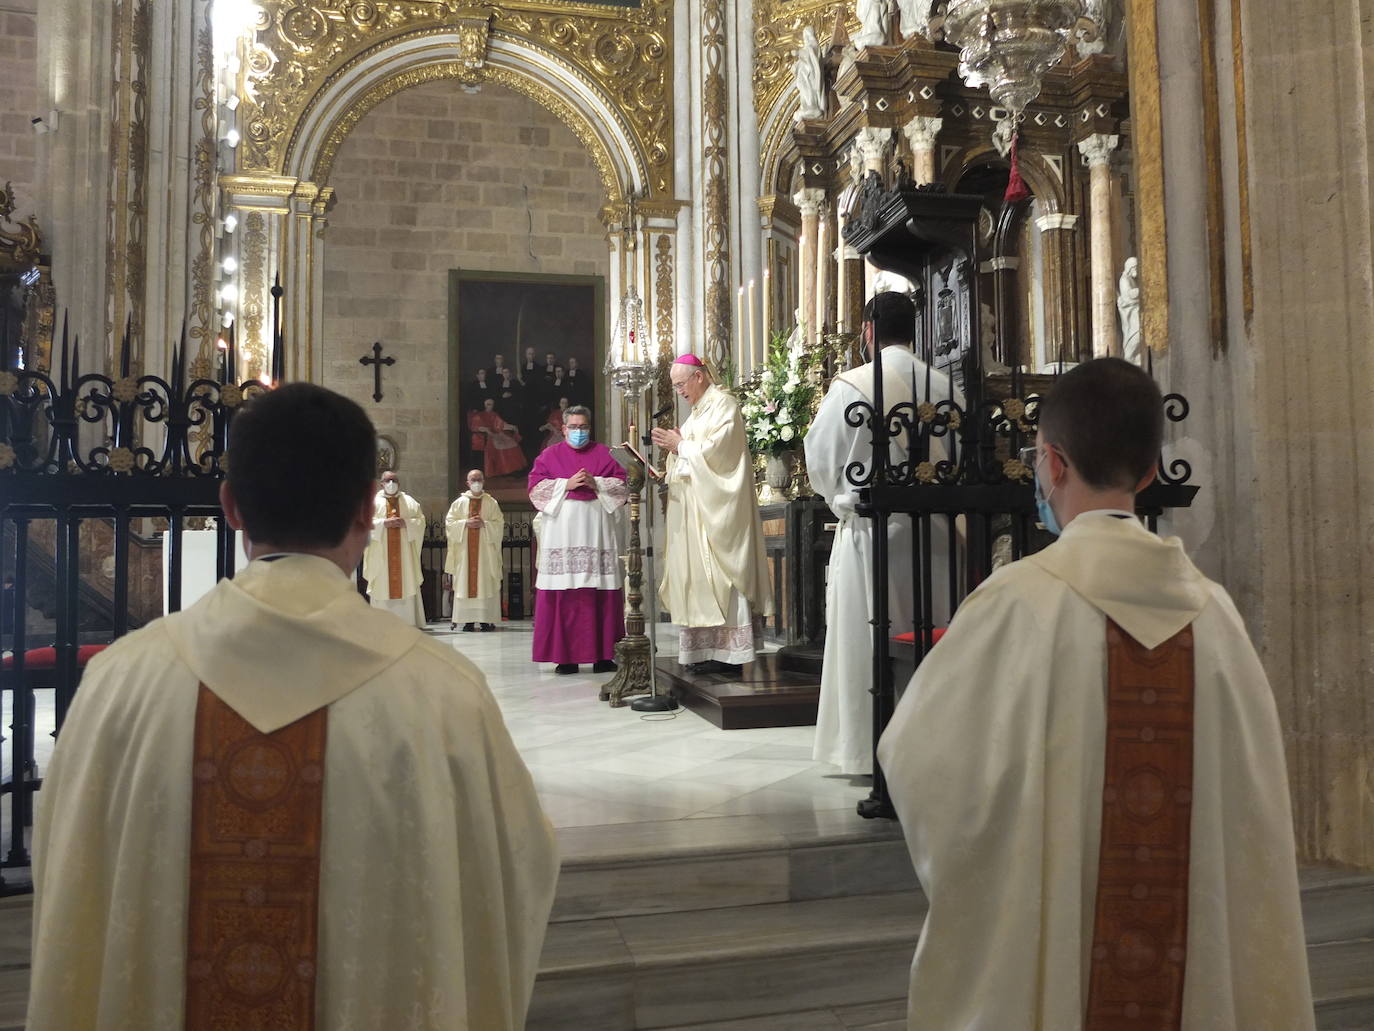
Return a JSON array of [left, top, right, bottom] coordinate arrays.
[[564, 405, 592, 422]]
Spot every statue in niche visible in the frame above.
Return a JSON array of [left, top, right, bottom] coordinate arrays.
[[1117, 256, 1142, 364], [979, 300, 1009, 374], [854, 0, 889, 49], [895, 0, 929, 39], [794, 26, 825, 121]]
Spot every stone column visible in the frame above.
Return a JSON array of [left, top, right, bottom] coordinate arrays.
[[1034, 212, 1081, 366], [793, 188, 825, 346], [855, 128, 890, 300], [902, 116, 943, 184], [1077, 133, 1120, 357], [813, 199, 830, 345]]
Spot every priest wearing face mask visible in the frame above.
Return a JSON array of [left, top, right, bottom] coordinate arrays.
[[362, 470, 427, 627], [444, 469, 504, 632], [528, 406, 629, 675]]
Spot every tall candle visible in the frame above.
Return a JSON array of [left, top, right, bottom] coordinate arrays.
[[748, 278, 758, 370], [736, 285, 745, 367], [762, 268, 772, 361]]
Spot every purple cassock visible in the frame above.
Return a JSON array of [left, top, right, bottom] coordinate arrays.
[[529, 441, 629, 664]]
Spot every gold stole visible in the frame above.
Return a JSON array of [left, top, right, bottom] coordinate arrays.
[[385, 494, 403, 600], [1085, 621, 1195, 1031], [185, 685, 327, 1029], [465, 495, 483, 598]]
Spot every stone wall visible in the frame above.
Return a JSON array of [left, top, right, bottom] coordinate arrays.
[[1156, 0, 1374, 867], [321, 81, 609, 520], [0, 0, 40, 222]]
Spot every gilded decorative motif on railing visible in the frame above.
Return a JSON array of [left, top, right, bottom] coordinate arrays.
[[240, 0, 672, 197]]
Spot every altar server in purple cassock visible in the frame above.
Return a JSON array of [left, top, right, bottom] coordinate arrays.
[[529, 406, 629, 674]]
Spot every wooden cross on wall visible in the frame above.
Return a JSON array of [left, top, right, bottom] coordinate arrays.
[[359, 341, 395, 403]]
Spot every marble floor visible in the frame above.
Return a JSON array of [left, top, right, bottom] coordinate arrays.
[[441, 622, 868, 829], [2, 621, 866, 876]]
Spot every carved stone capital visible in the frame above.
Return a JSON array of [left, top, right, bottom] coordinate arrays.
[[792, 187, 827, 217], [1035, 212, 1081, 233], [903, 115, 943, 150], [855, 126, 891, 169], [1077, 133, 1120, 168]]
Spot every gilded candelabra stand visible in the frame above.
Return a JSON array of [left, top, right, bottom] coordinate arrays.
[[603, 365, 670, 708]]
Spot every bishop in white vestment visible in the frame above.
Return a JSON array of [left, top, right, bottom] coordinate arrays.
[[806, 293, 957, 774], [877, 359, 1313, 1031], [362, 469, 426, 627], [445, 468, 504, 630], [654, 355, 775, 671]]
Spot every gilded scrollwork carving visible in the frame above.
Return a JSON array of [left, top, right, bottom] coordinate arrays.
[[242, 213, 268, 376], [106, 0, 151, 363], [702, 0, 730, 364], [653, 232, 674, 423], [191, 1, 217, 358], [311, 62, 622, 205], [240, 0, 673, 199]]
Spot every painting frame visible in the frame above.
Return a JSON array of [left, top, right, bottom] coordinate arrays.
[[448, 269, 607, 507]]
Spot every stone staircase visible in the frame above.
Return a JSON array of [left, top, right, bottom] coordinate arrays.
[[531, 812, 1374, 1031], [0, 811, 1370, 1030]]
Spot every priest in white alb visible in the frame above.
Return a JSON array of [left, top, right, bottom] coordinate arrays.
[[877, 359, 1313, 1030], [362, 468, 426, 627], [805, 291, 957, 774], [26, 383, 559, 1031], [653, 354, 774, 673], [445, 467, 504, 632]]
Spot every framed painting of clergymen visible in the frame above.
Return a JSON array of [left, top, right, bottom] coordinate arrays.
[[448, 270, 606, 506]]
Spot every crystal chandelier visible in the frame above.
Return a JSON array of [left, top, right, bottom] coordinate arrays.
[[939, 0, 1086, 119]]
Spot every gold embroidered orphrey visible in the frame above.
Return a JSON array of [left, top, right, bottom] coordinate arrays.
[[186, 685, 327, 1030], [1086, 621, 1195, 1030]]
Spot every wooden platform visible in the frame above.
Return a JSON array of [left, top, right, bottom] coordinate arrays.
[[656, 653, 820, 730]]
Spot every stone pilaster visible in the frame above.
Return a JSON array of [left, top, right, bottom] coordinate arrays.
[[903, 116, 943, 184]]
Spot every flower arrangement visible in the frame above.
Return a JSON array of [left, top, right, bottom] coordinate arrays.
[[740, 326, 820, 456]]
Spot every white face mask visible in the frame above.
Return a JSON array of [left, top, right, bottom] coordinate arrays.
[[469, 481, 484, 495], [383, 481, 399, 496]]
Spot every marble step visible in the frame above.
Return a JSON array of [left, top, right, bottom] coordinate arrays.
[[551, 811, 913, 923], [531, 859, 1374, 1031], [528, 890, 924, 1031]]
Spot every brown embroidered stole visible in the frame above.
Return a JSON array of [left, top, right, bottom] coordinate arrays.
[[385, 494, 403, 599], [465, 495, 483, 598], [186, 685, 327, 1030], [1085, 621, 1195, 1031]]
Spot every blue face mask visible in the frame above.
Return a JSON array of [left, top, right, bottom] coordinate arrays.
[[1033, 453, 1062, 537], [567, 428, 590, 448]]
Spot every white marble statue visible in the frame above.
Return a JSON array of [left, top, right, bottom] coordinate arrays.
[[1117, 256, 1142, 364], [979, 300, 1009, 374], [854, 0, 889, 49], [992, 116, 1014, 159], [793, 26, 825, 121], [896, 0, 928, 39]]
